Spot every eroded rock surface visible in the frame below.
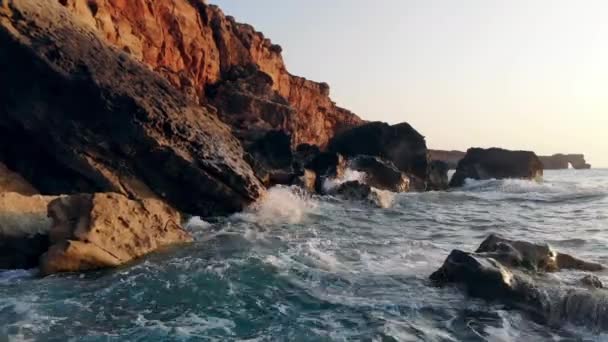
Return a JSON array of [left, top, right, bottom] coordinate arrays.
[[0, 0, 264, 216], [40, 193, 192, 276], [56, 0, 363, 147], [540, 154, 592, 170], [450, 148, 543, 187]]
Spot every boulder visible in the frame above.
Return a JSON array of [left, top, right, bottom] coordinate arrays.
[[331, 181, 372, 202], [0, 163, 38, 195], [431, 235, 608, 331], [349, 156, 410, 192], [0, 0, 264, 216], [427, 160, 449, 191], [40, 193, 193, 276], [292, 169, 317, 193], [450, 148, 544, 187], [0, 193, 58, 269], [476, 234, 604, 272], [327, 122, 429, 182]]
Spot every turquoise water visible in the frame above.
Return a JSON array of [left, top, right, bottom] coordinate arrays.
[[1, 170, 608, 341]]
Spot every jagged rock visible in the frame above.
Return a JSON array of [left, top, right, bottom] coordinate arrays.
[[305, 152, 347, 193], [292, 169, 317, 193], [476, 234, 604, 272], [349, 156, 410, 192], [0, 193, 58, 269], [580, 275, 604, 289], [0, 163, 38, 195], [540, 154, 592, 170], [40, 193, 193, 276], [328, 122, 429, 183], [0, 0, 264, 216], [450, 148, 544, 187], [247, 130, 293, 173], [427, 160, 449, 191], [429, 150, 465, 170], [431, 242, 608, 331], [293, 144, 321, 172], [56, 0, 363, 147], [331, 181, 372, 202]]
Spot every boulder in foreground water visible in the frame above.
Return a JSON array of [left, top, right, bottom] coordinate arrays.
[[349, 156, 410, 192], [40, 193, 192, 276], [450, 148, 543, 187]]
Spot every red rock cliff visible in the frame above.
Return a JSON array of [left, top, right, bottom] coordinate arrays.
[[58, 0, 363, 147]]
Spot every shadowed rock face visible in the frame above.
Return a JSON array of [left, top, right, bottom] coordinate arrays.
[[540, 154, 592, 170], [429, 150, 465, 170], [55, 0, 363, 147], [431, 235, 608, 331], [450, 148, 544, 187], [348, 156, 410, 193], [0, 0, 264, 216], [328, 122, 430, 184]]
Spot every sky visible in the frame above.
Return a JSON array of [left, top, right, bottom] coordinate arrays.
[[211, 0, 608, 167]]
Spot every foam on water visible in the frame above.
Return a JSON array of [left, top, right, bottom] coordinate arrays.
[[1, 170, 607, 341], [322, 168, 366, 192]]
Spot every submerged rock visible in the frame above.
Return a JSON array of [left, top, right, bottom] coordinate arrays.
[[0, 0, 264, 216], [348, 156, 410, 193], [331, 181, 372, 201], [40, 193, 193, 276], [450, 148, 544, 187], [328, 122, 429, 183]]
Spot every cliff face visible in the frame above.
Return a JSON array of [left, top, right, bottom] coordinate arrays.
[[540, 154, 591, 170], [57, 0, 363, 147]]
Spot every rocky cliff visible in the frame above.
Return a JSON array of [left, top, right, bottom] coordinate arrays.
[[0, 0, 264, 216], [57, 0, 363, 147], [540, 154, 591, 170]]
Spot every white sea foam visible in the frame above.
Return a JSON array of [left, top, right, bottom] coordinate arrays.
[[369, 188, 396, 208], [237, 186, 317, 225], [322, 168, 367, 193], [185, 216, 212, 231]]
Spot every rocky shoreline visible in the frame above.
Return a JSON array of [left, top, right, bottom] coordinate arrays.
[[0, 0, 601, 333]]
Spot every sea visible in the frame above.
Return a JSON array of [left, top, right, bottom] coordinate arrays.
[[1, 169, 607, 341]]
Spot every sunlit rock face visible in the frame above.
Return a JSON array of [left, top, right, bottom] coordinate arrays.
[[57, 0, 363, 147]]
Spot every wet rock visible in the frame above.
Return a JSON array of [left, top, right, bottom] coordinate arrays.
[[305, 152, 347, 193], [331, 181, 372, 202], [292, 169, 317, 193], [293, 144, 321, 172], [450, 148, 544, 187], [427, 160, 449, 191], [476, 234, 604, 272], [0, 193, 58, 269], [429, 150, 465, 170], [580, 275, 604, 289], [40, 193, 193, 276], [349, 156, 410, 192], [328, 122, 429, 182], [0, 0, 264, 216]]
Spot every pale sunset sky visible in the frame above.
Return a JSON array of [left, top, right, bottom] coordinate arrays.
[[212, 0, 607, 167]]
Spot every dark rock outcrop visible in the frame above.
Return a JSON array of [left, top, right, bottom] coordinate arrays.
[[40, 193, 193, 276], [331, 181, 372, 202], [348, 156, 410, 192], [0, 0, 264, 216], [540, 154, 592, 170], [450, 148, 543, 187], [427, 160, 449, 191], [56, 0, 364, 148], [429, 150, 465, 170], [328, 122, 429, 185], [431, 235, 608, 331], [305, 152, 347, 193]]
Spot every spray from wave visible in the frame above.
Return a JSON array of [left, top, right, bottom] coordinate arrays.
[[236, 186, 318, 225]]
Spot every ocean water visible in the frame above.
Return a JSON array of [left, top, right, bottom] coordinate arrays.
[[1, 170, 607, 341]]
